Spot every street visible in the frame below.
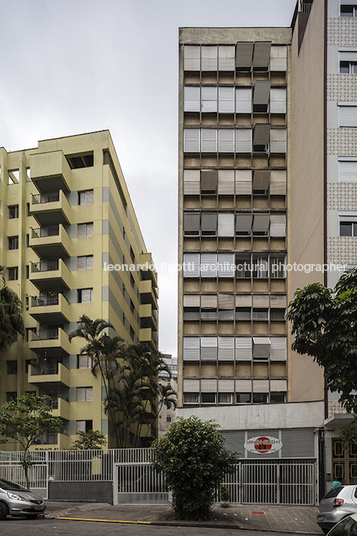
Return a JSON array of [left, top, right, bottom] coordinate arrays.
[[0, 519, 299, 536]]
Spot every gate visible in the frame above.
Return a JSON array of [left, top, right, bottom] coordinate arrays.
[[0, 463, 48, 499], [114, 462, 169, 505]]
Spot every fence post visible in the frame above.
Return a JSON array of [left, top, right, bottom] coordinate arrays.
[[238, 461, 242, 503], [277, 463, 280, 504]]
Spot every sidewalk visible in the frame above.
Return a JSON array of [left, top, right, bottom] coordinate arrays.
[[44, 501, 323, 533]]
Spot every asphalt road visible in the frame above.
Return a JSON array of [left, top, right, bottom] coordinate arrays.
[[0, 519, 299, 536]]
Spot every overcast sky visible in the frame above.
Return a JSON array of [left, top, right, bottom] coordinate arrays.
[[0, 0, 297, 356]]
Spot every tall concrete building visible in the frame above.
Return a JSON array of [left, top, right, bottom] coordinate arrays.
[[178, 0, 357, 487], [0, 130, 158, 449]]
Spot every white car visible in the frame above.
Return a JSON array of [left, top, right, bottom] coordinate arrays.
[[0, 478, 45, 520], [325, 513, 357, 536]]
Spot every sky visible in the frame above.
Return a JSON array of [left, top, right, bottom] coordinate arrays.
[[0, 0, 297, 356]]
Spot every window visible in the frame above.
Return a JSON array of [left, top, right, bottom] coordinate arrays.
[[67, 152, 94, 169], [341, 5, 357, 17], [166, 415, 172, 423], [218, 393, 233, 404], [236, 307, 251, 320], [340, 60, 357, 73], [340, 221, 357, 236], [237, 393, 251, 404], [270, 308, 286, 320], [78, 190, 94, 205], [270, 393, 286, 403], [8, 267, 18, 281], [339, 158, 357, 181], [339, 104, 357, 127], [201, 393, 216, 404], [78, 222, 93, 237], [253, 308, 269, 320], [183, 392, 199, 404], [27, 203, 31, 216], [25, 360, 32, 373], [7, 361, 17, 375], [76, 420, 93, 433], [76, 387, 93, 402], [77, 355, 92, 369], [6, 392, 17, 402], [253, 393, 268, 404], [8, 236, 19, 250], [8, 205, 19, 219], [78, 288, 93, 303], [77, 255, 93, 270]]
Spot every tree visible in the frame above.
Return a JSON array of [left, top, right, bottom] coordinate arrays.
[[71, 429, 107, 450], [0, 394, 63, 488], [287, 267, 357, 412], [0, 266, 25, 352], [150, 416, 239, 521]]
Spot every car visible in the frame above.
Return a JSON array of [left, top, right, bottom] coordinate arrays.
[[0, 478, 45, 520], [317, 485, 357, 534], [323, 513, 357, 536]]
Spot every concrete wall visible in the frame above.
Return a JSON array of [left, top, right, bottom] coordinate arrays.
[[48, 481, 113, 504]]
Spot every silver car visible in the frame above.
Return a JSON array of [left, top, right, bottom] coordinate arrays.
[[0, 478, 45, 520], [317, 485, 357, 534]]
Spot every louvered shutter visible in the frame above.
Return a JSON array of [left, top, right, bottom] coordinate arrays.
[[78, 355, 91, 369], [339, 105, 357, 127], [236, 337, 253, 361], [270, 214, 286, 237], [219, 46, 235, 71], [253, 295, 269, 307], [218, 129, 235, 152], [201, 87, 217, 112], [236, 213, 253, 235], [253, 379, 269, 392], [183, 295, 200, 307], [235, 170, 252, 195], [270, 129, 287, 153], [340, 51, 357, 61], [219, 87, 235, 113], [201, 337, 218, 360], [81, 288, 93, 303], [236, 43, 254, 70], [270, 295, 287, 308], [270, 379, 287, 392], [218, 379, 235, 392], [201, 46, 217, 71], [86, 190, 94, 204], [235, 295, 252, 307], [218, 253, 235, 277], [184, 86, 200, 112], [201, 294, 217, 308], [236, 88, 252, 113], [270, 46, 287, 71], [201, 253, 217, 277], [218, 170, 235, 194], [86, 255, 93, 269], [183, 379, 200, 391], [253, 81, 271, 106], [339, 159, 357, 182], [218, 213, 234, 236], [184, 170, 200, 194], [253, 337, 270, 358], [252, 213, 270, 233], [201, 213, 217, 235], [236, 129, 252, 152], [218, 337, 235, 361], [77, 256, 87, 271], [253, 42, 271, 70], [184, 46, 200, 71], [184, 213, 200, 235], [270, 88, 286, 114], [184, 129, 200, 152], [201, 379, 218, 392], [76, 421, 86, 432], [254, 124, 270, 146], [270, 170, 286, 195], [76, 388, 86, 402], [201, 170, 218, 192], [253, 170, 270, 190], [78, 224, 86, 237], [270, 337, 287, 361], [183, 337, 200, 361], [86, 223, 93, 236], [86, 387, 93, 401], [79, 191, 86, 205], [218, 294, 234, 309], [183, 253, 200, 278], [236, 379, 252, 392], [201, 129, 217, 152]]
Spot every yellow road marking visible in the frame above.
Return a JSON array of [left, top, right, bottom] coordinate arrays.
[[55, 517, 151, 524]]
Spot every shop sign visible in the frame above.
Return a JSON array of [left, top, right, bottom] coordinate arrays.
[[244, 436, 283, 455]]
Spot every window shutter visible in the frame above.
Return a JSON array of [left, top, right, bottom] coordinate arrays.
[[79, 191, 86, 205], [218, 253, 235, 277], [270, 46, 287, 71], [78, 355, 91, 369], [184, 129, 200, 152], [218, 129, 235, 152], [201, 87, 217, 112], [201, 170, 218, 192], [219, 87, 234, 113], [78, 224, 86, 238], [236, 129, 252, 153], [201, 213, 217, 235], [253, 81, 271, 106], [252, 213, 270, 233], [183, 295, 200, 307], [253, 379, 269, 392], [236, 337, 253, 361], [270, 214, 286, 237], [86, 387, 93, 401], [184, 213, 200, 235], [270, 379, 287, 392], [236, 43, 254, 70], [81, 289, 92, 303], [235, 294, 252, 307], [339, 105, 357, 127], [218, 379, 235, 392], [254, 124, 270, 146], [253, 42, 271, 70], [201, 379, 218, 392], [236, 213, 253, 234], [86, 190, 94, 204], [86, 255, 93, 269], [235, 170, 252, 195], [184, 86, 200, 112], [270, 88, 286, 114], [270, 295, 287, 308], [201, 129, 217, 152], [253, 170, 270, 190], [201, 46, 217, 71], [339, 159, 357, 182], [253, 295, 269, 307], [218, 170, 235, 194], [201, 294, 217, 308], [218, 213, 234, 236], [184, 46, 200, 71], [76, 387, 85, 402], [87, 223, 93, 236], [77, 256, 86, 270], [270, 129, 287, 153], [201, 337, 218, 360], [340, 51, 357, 62], [183, 379, 200, 391], [76, 420, 86, 433], [270, 337, 287, 361], [183, 253, 200, 277], [218, 294, 234, 309], [253, 337, 271, 358], [236, 379, 252, 392], [219, 46, 235, 71], [218, 337, 235, 361], [183, 337, 200, 361], [236, 88, 252, 113], [270, 170, 286, 195], [201, 253, 217, 278], [184, 170, 200, 194]]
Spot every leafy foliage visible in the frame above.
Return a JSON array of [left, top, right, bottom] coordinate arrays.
[[0, 266, 25, 353], [287, 268, 357, 412], [150, 416, 238, 520], [0, 394, 63, 488], [72, 429, 107, 450]]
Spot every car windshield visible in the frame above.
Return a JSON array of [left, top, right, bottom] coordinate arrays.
[[0, 479, 29, 492], [323, 486, 345, 499]]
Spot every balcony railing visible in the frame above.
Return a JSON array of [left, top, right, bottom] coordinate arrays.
[[32, 328, 59, 341], [32, 191, 60, 204], [31, 362, 64, 375], [31, 295, 60, 307], [31, 226, 59, 239], [31, 260, 59, 273]]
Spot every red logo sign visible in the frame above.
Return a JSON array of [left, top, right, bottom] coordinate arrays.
[[254, 437, 272, 453]]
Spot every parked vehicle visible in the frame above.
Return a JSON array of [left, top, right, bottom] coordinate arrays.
[[317, 486, 357, 534], [0, 478, 45, 520], [323, 513, 357, 536]]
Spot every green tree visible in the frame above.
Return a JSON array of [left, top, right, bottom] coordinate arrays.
[[157, 383, 177, 414], [71, 429, 107, 450], [0, 266, 25, 352], [150, 416, 238, 521], [0, 394, 63, 488], [287, 267, 357, 412]]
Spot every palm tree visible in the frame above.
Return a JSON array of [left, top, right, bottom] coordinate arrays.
[[157, 383, 178, 414], [0, 266, 25, 353]]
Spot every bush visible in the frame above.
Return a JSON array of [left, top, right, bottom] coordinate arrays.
[[150, 416, 238, 520]]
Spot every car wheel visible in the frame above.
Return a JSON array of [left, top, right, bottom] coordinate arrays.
[[0, 502, 9, 520], [24, 514, 39, 519]]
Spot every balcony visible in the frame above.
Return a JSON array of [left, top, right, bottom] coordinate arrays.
[[140, 327, 158, 350], [28, 362, 70, 388], [31, 190, 71, 226], [51, 397, 70, 421], [140, 280, 158, 308], [140, 303, 158, 330], [30, 259, 71, 291], [30, 224, 72, 259], [30, 151, 73, 193], [29, 294, 70, 323], [139, 252, 158, 288], [28, 328, 72, 357]]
